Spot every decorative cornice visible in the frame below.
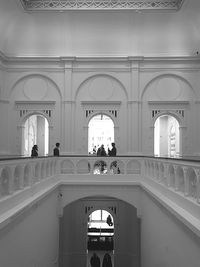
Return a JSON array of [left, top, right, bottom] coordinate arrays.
[[20, 0, 185, 11], [1, 50, 200, 65], [81, 101, 121, 106], [15, 100, 56, 110], [148, 100, 189, 105]]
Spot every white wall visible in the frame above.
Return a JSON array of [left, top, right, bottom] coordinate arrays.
[[141, 191, 200, 267], [0, 0, 200, 57], [0, 190, 59, 267], [0, 57, 200, 156], [0, 181, 199, 267]]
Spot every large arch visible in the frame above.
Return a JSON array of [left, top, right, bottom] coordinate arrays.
[[74, 74, 127, 154], [141, 73, 194, 156], [59, 195, 140, 267]]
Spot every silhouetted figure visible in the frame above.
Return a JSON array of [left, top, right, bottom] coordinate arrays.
[[106, 215, 113, 226], [102, 253, 112, 267], [90, 252, 100, 267], [53, 142, 60, 156], [31, 145, 38, 157], [97, 144, 107, 157], [93, 145, 97, 155], [108, 143, 117, 156]]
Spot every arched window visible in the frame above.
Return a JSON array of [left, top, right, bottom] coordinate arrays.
[[23, 114, 49, 156], [154, 115, 180, 157], [88, 114, 114, 155]]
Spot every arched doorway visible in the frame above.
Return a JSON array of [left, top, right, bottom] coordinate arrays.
[[154, 115, 180, 157], [23, 114, 49, 156], [87, 209, 114, 267], [88, 114, 114, 155], [59, 197, 140, 267]]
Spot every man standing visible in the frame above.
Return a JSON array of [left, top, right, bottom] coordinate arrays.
[[53, 142, 60, 156], [90, 252, 100, 267], [108, 143, 117, 156]]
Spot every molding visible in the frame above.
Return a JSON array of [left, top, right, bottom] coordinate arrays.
[[15, 100, 56, 110], [81, 101, 121, 106], [128, 100, 140, 104], [62, 100, 76, 104], [148, 101, 190, 105], [15, 100, 56, 105], [19, 0, 185, 11], [0, 49, 200, 65], [0, 100, 9, 104]]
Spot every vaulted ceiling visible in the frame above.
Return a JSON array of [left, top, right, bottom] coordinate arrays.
[[0, 0, 199, 57]]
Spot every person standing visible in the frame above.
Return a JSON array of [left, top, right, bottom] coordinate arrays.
[[53, 142, 60, 156], [108, 143, 117, 156], [90, 252, 100, 267], [106, 215, 113, 226], [97, 144, 107, 157], [31, 145, 38, 157], [102, 253, 112, 267]]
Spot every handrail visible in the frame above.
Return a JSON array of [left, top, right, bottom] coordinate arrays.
[[0, 156, 199, 218]]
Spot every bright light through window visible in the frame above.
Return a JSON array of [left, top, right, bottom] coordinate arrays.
[[88, 114, 114, 154]]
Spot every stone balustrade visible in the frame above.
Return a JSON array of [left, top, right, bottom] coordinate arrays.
[[144, 157, 200, 204], [0, 155, 200, 206]]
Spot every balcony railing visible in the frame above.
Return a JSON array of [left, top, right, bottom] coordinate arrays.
[[0, 155, 199, 222]]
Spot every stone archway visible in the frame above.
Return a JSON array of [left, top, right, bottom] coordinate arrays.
[[154, 114, 180, 157], [59, 196, 140, 267], [88, 113, 114, 155], [23, 114, 49, 156]]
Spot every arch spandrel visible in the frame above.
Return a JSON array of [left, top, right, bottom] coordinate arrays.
[[141, 74, 196, 101], [75, 74, 128, 102], [9, 74, 62, 100]]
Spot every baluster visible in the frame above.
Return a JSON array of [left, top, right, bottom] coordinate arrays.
[[174, 165, 179, 191], [163, 163, 169, 186], [8, 165, 15, 194], [194, 168, 200, 204], [183, 167, 189, 196]]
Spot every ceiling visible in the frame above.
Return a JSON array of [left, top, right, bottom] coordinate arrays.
[[20, 0, 185, 11], [0, 0, 199, 58]]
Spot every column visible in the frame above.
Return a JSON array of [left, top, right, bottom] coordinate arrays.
[[17, 125, 25, 155], [48, 124, 54, 156], [128, 58, 141, 154], [179, 126, 187, 157], [62, 58, 75, 154]]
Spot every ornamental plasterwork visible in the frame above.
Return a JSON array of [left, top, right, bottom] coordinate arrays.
[[15, 101, 55, 119], [20, 0, 185, 11], [151, 109, 185, 119]]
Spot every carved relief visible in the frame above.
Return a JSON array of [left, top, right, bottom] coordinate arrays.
[[20, 0, 185, 11]]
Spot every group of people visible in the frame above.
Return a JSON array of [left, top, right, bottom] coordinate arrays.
[[90, 252, 112, 267], [31, 141, 117, 158], [93, 143, 117, 157], [31, 142, 60, 157]]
